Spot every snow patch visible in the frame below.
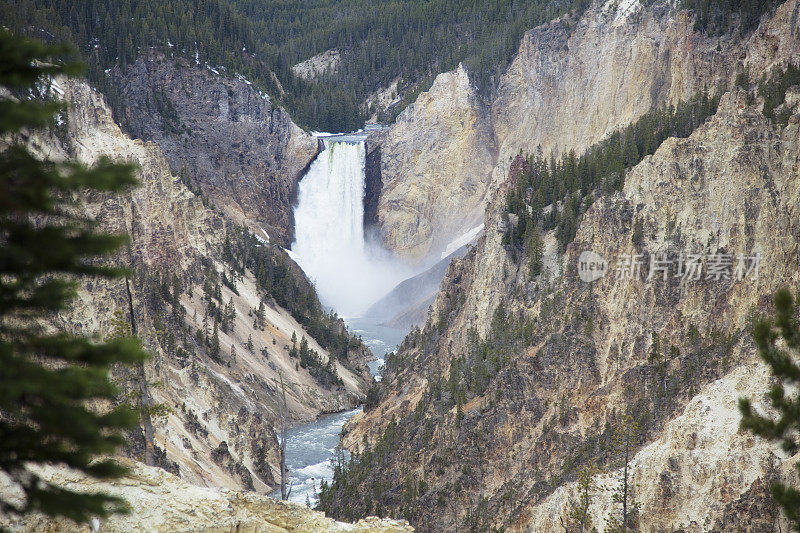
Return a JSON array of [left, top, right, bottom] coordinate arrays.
[[48, 80, 64, 97], [254, 227, 270, 244], [284, 248, 302, 264], [441, 224, 484, 259]]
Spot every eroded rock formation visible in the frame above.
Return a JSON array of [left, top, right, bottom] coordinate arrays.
[[372, 0, 797, 263], [0, 460, 412, 532], [110, 53, 319, 246]]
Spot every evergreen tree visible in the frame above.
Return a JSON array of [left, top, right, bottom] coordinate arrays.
[[739, 289, 800, 530], [221, 296, 235, 333], [210, 320, 221, 361], [202, 310, 210, 346], [606, 414, 640, 532], [527, 226, 544, 278], [171, 274, 183, 322], [0, 30, 148, 523], [255, 300, 266, 330], [564, 463, 598, 532], [503, 92, 719, 256]]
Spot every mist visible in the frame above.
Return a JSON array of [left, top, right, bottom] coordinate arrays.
[[290, 136, 415, 318]]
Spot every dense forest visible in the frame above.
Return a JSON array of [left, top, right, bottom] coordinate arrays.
[[0, 0, 297, 125], [0, 0, 590, 131], [229, 0, 594, 127], [682, 0, 783, 35], [2, 0, 778, 132]]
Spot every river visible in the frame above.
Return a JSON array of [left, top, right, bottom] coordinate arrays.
[[270, 316, 408, 505]]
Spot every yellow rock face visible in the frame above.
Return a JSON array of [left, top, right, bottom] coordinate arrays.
[[377, 64, 497, 262]]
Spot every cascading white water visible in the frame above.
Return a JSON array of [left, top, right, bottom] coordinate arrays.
[[291, 137, 411, 317]]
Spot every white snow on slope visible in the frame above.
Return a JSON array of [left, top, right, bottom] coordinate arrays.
[[441, 224, 484, 259]]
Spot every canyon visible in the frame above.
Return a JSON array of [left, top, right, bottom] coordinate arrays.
[[4, 0, 800, 530], [109, 52, 319, 246]]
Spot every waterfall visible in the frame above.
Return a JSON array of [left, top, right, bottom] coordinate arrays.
[[291, 137, 411, 317]]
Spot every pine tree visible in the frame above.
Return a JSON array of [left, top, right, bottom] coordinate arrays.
[[0, 30, 148, 523], [246, 334, 254, 353], [277, 371, 292, 501], [739, 289, 800, 530], [210, 320, 221, 361], [256, 301, 266, 330], [171, 275, 183, 322], [202, 311, 209, 346], [527, 226, 544, 278], [226, 296, 236, 332], [300, 335, 309, 358], [563, 463, 598, 532], [606, 414, 640, 532]]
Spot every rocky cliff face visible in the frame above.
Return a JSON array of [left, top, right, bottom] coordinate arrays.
[[110, 53, 318, 246], [292, 49, 342, 81], [331, 1, 800, 530], [30, 78, 371, 497], [375, 65, 497, 261], [372, 0, 779, 263], [491, 0, 738, 163]]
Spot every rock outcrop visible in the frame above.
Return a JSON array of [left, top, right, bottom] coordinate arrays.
[[491, 0, 738, 162], [0, 460, 413, 532], [292, 49, 342, 81], [376, 64, 497, 261], [525, 364, 788, 532], [372, 0, 795, 263], [110, 53, 319, 246]]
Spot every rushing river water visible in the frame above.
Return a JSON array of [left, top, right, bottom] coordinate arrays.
[[271, 317, 408, 505], [347, 317, 408, 378]]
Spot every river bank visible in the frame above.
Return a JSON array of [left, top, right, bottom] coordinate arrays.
[[271, 316, 407, 505]]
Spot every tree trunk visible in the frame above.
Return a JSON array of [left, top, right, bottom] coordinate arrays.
[[279, 372, 291, 500], [126, 276, 156, 467]]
